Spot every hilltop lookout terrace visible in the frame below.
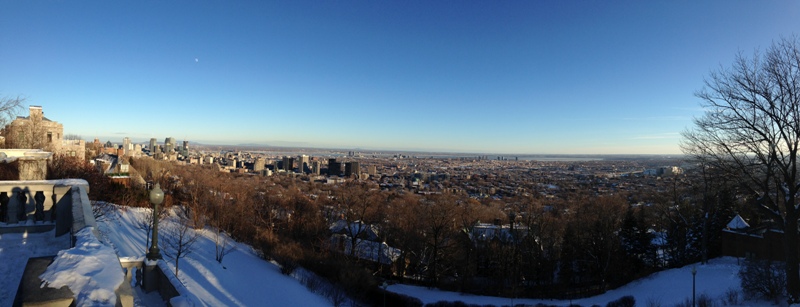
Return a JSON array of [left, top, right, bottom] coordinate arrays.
[[0, 110, 182, 306]]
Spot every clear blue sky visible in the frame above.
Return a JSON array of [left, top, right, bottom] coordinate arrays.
[[1, 1, 798, 154]]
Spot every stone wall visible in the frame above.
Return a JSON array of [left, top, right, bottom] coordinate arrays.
[[0, 149, 51, 181], [0, 180, 86, 237]]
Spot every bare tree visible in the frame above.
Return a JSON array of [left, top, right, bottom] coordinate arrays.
[[90, 201, 118, 221], [214, 224, 234, 263], [134, 208, 155, 255], [419, 193, 458, 285], [0, 95, 23, 136], [3, 104, 50, 150], [333, 182, 382, 258], [210, 187, 234, 264], [161, 207, 200, 278], [682, 36, 800, 301], [63, 134, 82, 141]]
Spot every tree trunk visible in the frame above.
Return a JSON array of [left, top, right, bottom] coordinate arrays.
[[701, 203, 709, 265], [785, 211, 800, 302]]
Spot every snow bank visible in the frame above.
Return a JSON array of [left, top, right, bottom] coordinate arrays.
[[388, 257, 746, 307], [39, 227, 124, 307], [170, 295, 196, 307], [157, 260, 204, 306]]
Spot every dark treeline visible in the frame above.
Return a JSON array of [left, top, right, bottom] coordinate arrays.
[[46, 154, 746, 304]]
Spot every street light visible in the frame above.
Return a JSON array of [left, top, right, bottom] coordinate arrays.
[[691, 266, 697, 307], [146, 183, 164, 260]]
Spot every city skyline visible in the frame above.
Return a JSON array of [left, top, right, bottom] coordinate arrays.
[[1, 1, 799, 154]]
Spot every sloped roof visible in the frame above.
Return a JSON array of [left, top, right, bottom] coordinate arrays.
[[727, 214, 750, 230], [329, 220, 380, 241], [16, 115, 53, 122]]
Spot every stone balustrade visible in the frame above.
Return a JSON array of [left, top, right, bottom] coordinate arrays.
[[0, 179, 90, 237], [8, 179, 134, 306]]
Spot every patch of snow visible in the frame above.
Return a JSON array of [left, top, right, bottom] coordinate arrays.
[[170, 295, 195, 307], [726, 214, 750, 229], [39, 227, 124, 307], [389, 257, 751, 307], [0, 229, 71, 306], [156, 260, 205, 306]]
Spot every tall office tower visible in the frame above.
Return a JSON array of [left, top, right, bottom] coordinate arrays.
[[344, 161, 360, 177], [298, 155, 310, 173], [328, 158, 341, 176], [164, 137, 176, 152], [122, 137, 131, 156], [183, 140, 189, 151], [368, 165, 377, 177], [149, 138, 157, 153], [254, 157, 265, 172], [283, 156, 295, 171], [311, 160, 321, 175]]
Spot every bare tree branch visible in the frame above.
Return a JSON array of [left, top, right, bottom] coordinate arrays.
[[682, 36, 800, 301]]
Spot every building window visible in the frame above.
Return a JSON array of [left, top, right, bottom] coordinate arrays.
[[47, 132, 53, 143]]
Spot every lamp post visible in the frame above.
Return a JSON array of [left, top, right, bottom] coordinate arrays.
[[691, 266, 697, 307], [146, 183, 164, 260]]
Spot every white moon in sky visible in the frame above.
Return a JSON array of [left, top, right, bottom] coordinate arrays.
[[195, 58, 199, 63]]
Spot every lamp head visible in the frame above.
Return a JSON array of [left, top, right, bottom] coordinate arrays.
[[150, 183, 164, 206]]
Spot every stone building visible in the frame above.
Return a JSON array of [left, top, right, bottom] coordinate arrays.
[[62, 139, 86, 161], [1, 106, 85, 160]]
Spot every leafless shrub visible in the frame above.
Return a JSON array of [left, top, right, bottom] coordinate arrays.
[[91, 201, 119, 221], [739, 259, 785, 303], [161, 208, 200, 278], [697, 294, 714, 307], [645, 298, 661, 307], [324, 285, 348, 307], [723, 288, 739, 305]]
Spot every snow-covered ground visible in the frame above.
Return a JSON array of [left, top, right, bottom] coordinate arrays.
[[387, 257, 771, 307], [104, 206, 767, 307], [96, 206, 332, 306], [40, 227, 125, 306], [0, 204, 783, 307], [0, 227, 71, 307]]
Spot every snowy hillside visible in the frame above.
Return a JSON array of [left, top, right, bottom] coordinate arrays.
[[96, 206, 331, 306], [94, 205, 773, 307], [388, 257, 754, 306]]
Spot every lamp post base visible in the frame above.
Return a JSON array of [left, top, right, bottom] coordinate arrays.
[[146, 246, 162, 260], [142, 263, 159, 293]]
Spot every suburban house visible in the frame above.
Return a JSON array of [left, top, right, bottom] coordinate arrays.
[[720, 214, 786, 261]]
